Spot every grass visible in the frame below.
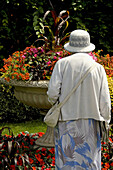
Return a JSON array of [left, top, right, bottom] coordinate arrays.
[[0, 119, 47, 136]]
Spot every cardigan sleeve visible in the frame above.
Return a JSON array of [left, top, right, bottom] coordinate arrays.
[[47, 61, 62, 105], [99, 66, 111, 129]]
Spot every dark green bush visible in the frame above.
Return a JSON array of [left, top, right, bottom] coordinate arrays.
[[0, 84, 42, 123], [0, 0, 48, 68], [0, 0, 113, 66], [47, 0, 113, 54]]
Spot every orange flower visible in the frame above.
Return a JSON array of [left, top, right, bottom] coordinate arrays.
[[0, 68, 4, 72], [25, 64, 30, 67], [15, 65, 19, 68], [5, 77, 10, 82], [106, 54, 110, 58], [3, 65, 9, 70], [13, 68, 17, 71], [13, 72, 18, 75], [49, 148, 55, 154], [32, 167, 36, 170], [104, 163, 110, 169], [11, 75, 15, 79], [19, 73, 26, 80], [15, 53, 19, 57], [8, 57, 12, 62], [103, 153, 109, 158], [21, 67, 25, 71]]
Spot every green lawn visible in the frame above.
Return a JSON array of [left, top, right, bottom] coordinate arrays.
[[0, 120, 47, 136]]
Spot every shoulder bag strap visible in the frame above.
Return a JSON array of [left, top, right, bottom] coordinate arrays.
[[58, 63, 97, 108]]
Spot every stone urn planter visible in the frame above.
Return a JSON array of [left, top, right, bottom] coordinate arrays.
[[0, 78, 54, 147]]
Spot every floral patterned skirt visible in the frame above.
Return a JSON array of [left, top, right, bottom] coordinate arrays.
[[54, 119, 101, 170]]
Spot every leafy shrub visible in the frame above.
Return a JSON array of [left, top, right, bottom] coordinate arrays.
[[0, 128, 55, 169], [0, 84, 42, 123], [0, 0, 48, 66], [0, 127, 32, 169]]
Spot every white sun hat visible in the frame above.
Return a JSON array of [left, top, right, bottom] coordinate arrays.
[[64, 29, 95, 52]]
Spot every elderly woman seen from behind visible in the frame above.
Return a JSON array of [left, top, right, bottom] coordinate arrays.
[[47, 29, 111, 170]]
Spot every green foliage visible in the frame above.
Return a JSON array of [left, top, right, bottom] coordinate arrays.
[[0, 120, 47, 136], [0, 130, 55, 169], [0, 0, 113, 66], [33, 7, 70, 50], [0, 84, 41, 123], [0, 127, 32, 169], [0, 0, 47, 67], [67, 0, 113, 54]]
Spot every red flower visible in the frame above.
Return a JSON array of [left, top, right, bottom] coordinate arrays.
[[104, 163, 110, 169], [29, 157, 34, 164], [110, 162, 113, 167], [103, 153, 110, 159], [47, 155, 51, 159], [35, 153, 45, 165], [35, 154, 41, 160], [101, 162, 103, 165], [30, 139, 34, 145], [10, 165, 15, 170], [38, 132, 44, 137], [41, 148, 46, 152], [17, 156, 23, 166], [101, 141, 106, 145], [17, 134, 21, 138], [41, 165, 45, 170], [22, 132, 26, 135], [36, 149, 40, 153], [109, 137, 113, 143], [49, 148, 55, 154]]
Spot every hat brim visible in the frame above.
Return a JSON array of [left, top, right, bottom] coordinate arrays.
[[64, 42, 95, 53]]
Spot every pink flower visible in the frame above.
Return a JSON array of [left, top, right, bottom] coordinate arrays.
[[47, 61, 51, 65], [22, 55, 26, 58], [30, 48, 38, 53], [89, 52, 97, 61], [58, 57, 62, 60], [53, 56, 57, 59], [34, 54, 37, 57], [41, 48, 44, 53], [56, 51, 62, 55]]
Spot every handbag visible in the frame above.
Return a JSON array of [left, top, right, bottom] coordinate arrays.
[[44, 63, 96, 127]]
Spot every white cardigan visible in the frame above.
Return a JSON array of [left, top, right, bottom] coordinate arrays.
[[47, 53, 111, 126]]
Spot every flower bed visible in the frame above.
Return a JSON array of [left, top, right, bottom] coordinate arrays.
[[0, 125, 113, 170], [0, 45, 71, 82]]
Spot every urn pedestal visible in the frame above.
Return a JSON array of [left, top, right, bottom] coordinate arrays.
[[0, 79, 54, 147]]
